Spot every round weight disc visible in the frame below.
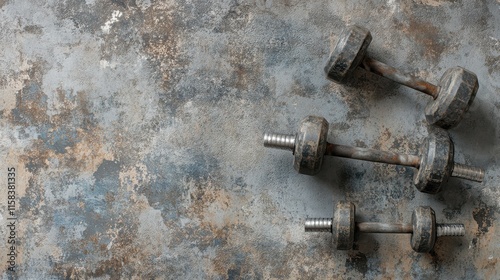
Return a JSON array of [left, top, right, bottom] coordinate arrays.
[[324, 25, 372, 83], [332, 201, 355, 250], [293, 116, 329, 175], [413, 129, 454, 194], [425, 67, 479, 129], [410, 207, 436, 253]]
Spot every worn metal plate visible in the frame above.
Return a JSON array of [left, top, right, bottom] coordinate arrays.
[[0, 0, 499, 279]]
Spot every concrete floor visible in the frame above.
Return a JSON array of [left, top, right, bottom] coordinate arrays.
[[0, 0, 499, 279]]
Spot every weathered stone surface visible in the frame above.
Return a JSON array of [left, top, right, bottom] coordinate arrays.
[[0, 1, 498, 279]]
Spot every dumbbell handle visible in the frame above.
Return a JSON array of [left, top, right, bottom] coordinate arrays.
[[305, 218, 465, 236], [326, 143, 420, 168], [264, 133, 484, 182], [357, 222, 412, 233], [360, 57, 439, 99], [328, 144, 484, 182], [358, 222, 465, 236], [263, 134, 419, 166]]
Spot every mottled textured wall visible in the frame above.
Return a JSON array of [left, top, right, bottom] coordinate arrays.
[[0, 0, 499, 279]]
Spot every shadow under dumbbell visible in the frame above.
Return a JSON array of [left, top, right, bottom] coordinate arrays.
[[436, 178, 473, 204], [325, 65, 428, 128], [335, 65, 414, 103], [432, 233, 466, 259], [451, 98, 498, 160], [313, 157, 349, 191], [313, 158, 382, 202], [353, 231, 380, 253]]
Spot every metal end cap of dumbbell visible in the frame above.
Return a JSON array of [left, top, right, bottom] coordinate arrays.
[[332, 201, 355, 250], [425, 67, 479, 129], [293, 116, 329, 176], [410, 206, 436, 253], [325, 25, 372, 84], [413, 128, 454, 194]]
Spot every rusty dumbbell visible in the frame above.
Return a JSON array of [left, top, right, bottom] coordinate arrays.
[[324, 25, 479, 129], [263, 116, 484, 194], [305, 201, 465, 253]]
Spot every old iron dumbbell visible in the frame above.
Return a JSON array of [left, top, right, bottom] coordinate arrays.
[[324, 25, 479, 129], [305, 201, 465, 253], [263, 116, 484, 194]]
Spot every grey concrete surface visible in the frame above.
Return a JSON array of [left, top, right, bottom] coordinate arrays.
[[0, 0, 499, 279]]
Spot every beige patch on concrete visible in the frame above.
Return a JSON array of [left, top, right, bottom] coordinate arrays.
[[1, 150, 32, 198], [474, 226, 500, 278], [378, 242, 414, 276], [140, 1, 185, 90], [183, 177, 239, 229], [0, 59, 31, 115], [64, 128, 114, 172], [398, 17, 447, 62], [119, 163, 150, 193]]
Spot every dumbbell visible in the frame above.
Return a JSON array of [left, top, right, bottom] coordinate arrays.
[[324, 25, 479, 129], [305, 201, 465, 253], [263, 116, 484, 194]]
